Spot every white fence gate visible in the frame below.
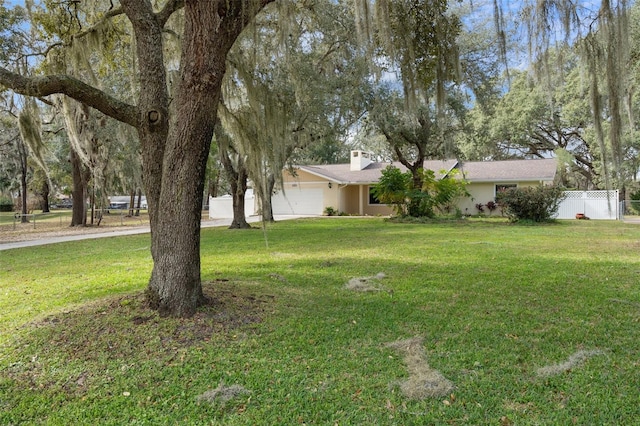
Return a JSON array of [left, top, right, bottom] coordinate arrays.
[[208, 190, 255, 219], [555, 190, 619, 220]]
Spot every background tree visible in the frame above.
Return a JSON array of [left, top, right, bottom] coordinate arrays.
[[215, 125, 252, 229], [34, 0, 141, 225], [219, 0, 369, 223], [0, 95, 49, 222], [356, 0, 511, 224], [357, 0, 491, 192], [463, 66, 599, 188], [517, 0, 632, 198], [0, 113, 20, 201], [0, 4, 51, 221], [204, 142, 226, 202], [463, 2, 635, 193]]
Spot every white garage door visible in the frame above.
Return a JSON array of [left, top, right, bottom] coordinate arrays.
[[272, 187, 323, 215]]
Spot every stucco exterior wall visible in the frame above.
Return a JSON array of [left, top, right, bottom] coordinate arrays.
[[339, 186, 359, 214], [459, 181, 550, 215], [279, 169, 335, 214], [282, 169, 321, 183], [363, 185, 394, 216], [459, 182, 497, 215], [323, 185, 339, 212], [280, 168, 553, 217], [333, 185, 393, 216]]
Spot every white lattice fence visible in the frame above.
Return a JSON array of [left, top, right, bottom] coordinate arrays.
[[555, 190, 619, 220]]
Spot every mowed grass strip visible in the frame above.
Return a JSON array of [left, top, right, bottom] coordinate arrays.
[[1, 218, 640, 424]]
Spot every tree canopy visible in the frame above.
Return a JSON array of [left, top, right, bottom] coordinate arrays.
[[0, 0, 636, 316]]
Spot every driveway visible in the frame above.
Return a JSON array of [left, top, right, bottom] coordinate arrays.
[[0, 215, 309, 251]]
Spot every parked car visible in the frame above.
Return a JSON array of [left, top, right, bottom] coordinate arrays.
[[108, 202, 128, 210], [53, 199, 73, 209]]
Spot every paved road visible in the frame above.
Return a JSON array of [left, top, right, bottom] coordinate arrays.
[[0, 215, 308, 251]]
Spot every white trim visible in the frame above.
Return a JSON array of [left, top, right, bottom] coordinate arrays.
[[494, 183, 518, 197], [282, 180, 333, 185], [295, 167, 346, 184], [472, 179, 551, 183]]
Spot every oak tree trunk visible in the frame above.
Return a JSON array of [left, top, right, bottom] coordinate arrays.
[[40, 180, 50, 213], [137, 1, 263, 316], [16, 136, 29, 223], [217, 123, 251, 229], [261, 172, 276, 223], [230, 163, 251, 229], [89, 187, 95, 225], [70, 147, 89, 226], [221, 147, 251, 229], [129, 189, 135, 216], [135, 188, 142, 216]]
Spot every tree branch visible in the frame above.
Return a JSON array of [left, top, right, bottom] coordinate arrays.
[[0, 67, 139, 127], [71, 6, 126, 39], [392, 143, 413, 170], [156, 0, 184, 27]]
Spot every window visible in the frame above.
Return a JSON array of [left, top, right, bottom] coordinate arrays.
[[495, 184, 517, 197], [368, 186, 381, 205]]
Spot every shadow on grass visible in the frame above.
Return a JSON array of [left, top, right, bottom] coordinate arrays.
[[2, 218, 640, 424]]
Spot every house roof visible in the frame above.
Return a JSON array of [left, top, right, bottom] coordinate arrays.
[[296, 158, 557, 184], [457, 158, 558, 182]]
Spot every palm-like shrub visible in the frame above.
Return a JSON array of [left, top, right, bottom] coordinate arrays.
[[372, 166, 467, 217]]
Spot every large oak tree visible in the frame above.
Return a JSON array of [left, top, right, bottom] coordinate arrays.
[[0, 0, 273, 317]]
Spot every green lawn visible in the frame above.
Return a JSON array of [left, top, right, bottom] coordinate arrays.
[[0, 210, 152, 243], [1, 210, 74, 225], [1, 218, 639, 424]]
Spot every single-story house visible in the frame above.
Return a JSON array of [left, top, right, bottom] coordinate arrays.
[[271, 150, 558, 216]]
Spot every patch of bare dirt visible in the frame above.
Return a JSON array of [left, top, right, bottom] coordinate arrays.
[[22, 280, 273, 362], [4, 280, 275, 396]]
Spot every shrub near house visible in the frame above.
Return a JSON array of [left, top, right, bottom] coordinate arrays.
[[496, 185, 566, 222], [372, 166, 468, 218]]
